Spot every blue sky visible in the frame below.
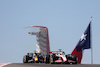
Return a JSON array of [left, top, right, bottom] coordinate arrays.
[[0, 0, 100, 64]]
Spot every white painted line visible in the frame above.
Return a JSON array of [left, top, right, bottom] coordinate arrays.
[[0, 63, 12, 67]]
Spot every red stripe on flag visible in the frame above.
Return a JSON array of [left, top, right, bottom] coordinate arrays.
[[71, 47, 83, 64]]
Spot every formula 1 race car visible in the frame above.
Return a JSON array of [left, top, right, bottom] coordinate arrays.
[[23, 53, 44, 63], [45, 51, 78, 64]]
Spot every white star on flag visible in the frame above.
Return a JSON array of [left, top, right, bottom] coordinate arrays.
[[80, 34, 87, 41]]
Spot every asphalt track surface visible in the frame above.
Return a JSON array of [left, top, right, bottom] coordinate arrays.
[[3, 63, 100, 67]]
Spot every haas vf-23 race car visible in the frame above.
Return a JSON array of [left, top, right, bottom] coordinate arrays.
[[23, 53, 44, 63], [45, 51, 78, 64]]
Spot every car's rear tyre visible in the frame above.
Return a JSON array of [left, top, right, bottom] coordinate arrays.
[[23, 55, 29, 63], [72, 57, 78, 64], [23, 58, 26, 63]]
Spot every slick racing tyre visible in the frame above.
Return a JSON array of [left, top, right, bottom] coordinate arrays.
[[23, 55, 29, 63], [70, 55, 77, 61], [67, 54, 71, 58], [45, 55, 50, 63], [23, 58, 26, 63], [72, 57, 78, 64], [52, 54, 56, 61], [67, 54, 77, 61]]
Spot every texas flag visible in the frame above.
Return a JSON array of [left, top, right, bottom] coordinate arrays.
[[71, 22, 91, 64]]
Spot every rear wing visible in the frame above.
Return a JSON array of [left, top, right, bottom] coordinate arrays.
[[50, 51, 65, 54]]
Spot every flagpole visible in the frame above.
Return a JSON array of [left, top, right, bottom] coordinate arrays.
[[91, 16, 93, 64]]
